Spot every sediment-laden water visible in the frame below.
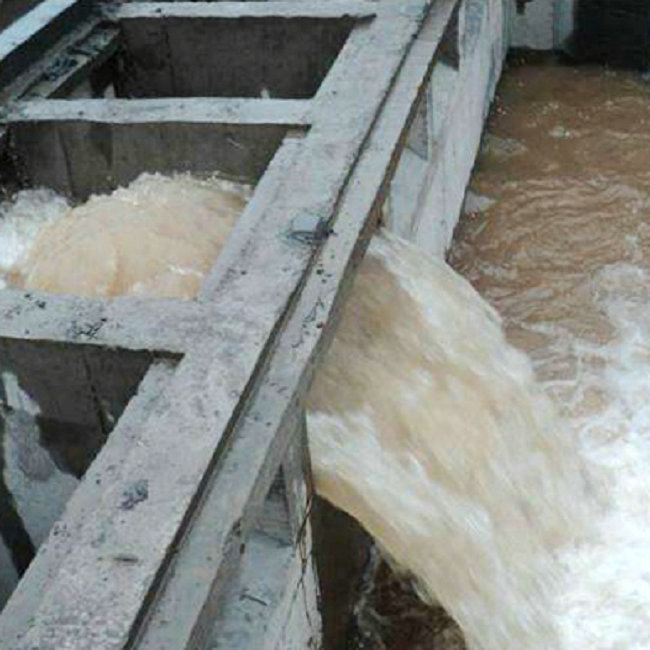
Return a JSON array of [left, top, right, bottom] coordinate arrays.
[[449, 58, 650, 649], [0, 163, 590, 650]]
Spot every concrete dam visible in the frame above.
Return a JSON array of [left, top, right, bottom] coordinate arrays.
[[0, 1, 648, 648]]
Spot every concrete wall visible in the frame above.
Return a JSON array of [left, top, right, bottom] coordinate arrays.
[[510, 0, 575, 51], [386, 0, 509, 257], [209, 440, 322, 650]]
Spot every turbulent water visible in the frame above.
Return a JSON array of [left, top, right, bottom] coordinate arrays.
[[450, 59, 650, 648], [308, 233, 590, 650], [0, 188, 69, 291], [0, 166, 593, 648], [2, 174, 250, 297]]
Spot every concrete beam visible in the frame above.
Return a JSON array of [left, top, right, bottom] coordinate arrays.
[[0, 0, 43, 31], [19, 26, 120, 100], [6, 99, 310, 198], [138, 418, 320, 649], [0, 0, 92, 88], [0, 289, 206, 354], [6, 97, 312, 125], [113, 1, 376, 20]]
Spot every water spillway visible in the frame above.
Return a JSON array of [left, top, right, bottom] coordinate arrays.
[[0, 172, 592, 649], [0, 2, 505, 647], [0, 1, 647, 649]]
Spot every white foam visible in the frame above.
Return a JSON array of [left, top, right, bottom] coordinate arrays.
[[555, 262, 650, 649], [0, 189, 69, 288]]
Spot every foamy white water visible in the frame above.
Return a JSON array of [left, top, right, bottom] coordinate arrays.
[[1, 165, 640, 649], [0, 189, 69, 289], [451, 61, 650, 649], [308, 231, 592, 650], [554, 262, 650, 649]]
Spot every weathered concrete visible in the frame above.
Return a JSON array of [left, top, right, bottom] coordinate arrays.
[[116, 3, 362, 99], [4, 6, 458, 644], [0, 0, 93, 88], [509, 0, 576, 51], [0, 361, 177, 645], [0, 0, 43, 31], [386, 0, 508, 257], [0, 0, 509, 647], [5, 98, 310, 197], [0, 289, 209, 353]]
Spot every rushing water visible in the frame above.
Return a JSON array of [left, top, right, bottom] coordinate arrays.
[[0, 167, 592, 648], [2, 174, 250, 297], [450, 58, 650, 649], [2, 56, 645, 649]]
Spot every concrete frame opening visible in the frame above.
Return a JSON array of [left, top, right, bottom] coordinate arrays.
[[0, 1, 512, 648], [115, 12, 356, 99], [0, 342, 161, 610]]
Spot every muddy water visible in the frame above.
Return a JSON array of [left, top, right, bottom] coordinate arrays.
[[350, 59, 650, 650], [452, 59, 650, 409], [2, 174, 589, 647], [444, 59, 650, 648], [4, 174, 251, 297]]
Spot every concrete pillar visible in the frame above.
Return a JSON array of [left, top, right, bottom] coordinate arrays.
[[386, 0, 508, 258]]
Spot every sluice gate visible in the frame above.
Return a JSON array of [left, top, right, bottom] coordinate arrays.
[[0, 0, 514, 647]]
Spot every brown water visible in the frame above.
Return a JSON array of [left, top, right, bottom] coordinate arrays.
[[349, 59, 650, 649], [9, 175, 250, 297], [447, 59, 650, 648], [452, 58, 650, 417]]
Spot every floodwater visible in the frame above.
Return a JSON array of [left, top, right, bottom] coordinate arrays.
[[450, 58, 650, 648]]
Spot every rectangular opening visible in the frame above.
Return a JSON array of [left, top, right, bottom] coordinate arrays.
[[115, 16, 355, 99], [0, 341, 169, 612], [6, 9, 365, 102], [0, 102, 304, 298], [3, 103, 301, 199], [0, 105, 301, 301]]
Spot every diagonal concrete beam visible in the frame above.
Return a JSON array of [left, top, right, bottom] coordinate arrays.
[[0, 0, 93, 88]]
